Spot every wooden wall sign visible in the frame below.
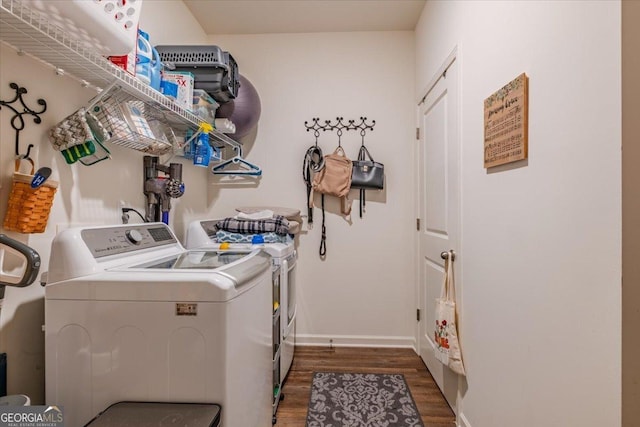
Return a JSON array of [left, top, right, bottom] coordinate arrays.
[[484, 73, 529, 168]]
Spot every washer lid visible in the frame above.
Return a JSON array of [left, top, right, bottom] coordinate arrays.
[[130, 250, 251, 270], [119, 249, 271, 286], [47, 250, 271, 302]]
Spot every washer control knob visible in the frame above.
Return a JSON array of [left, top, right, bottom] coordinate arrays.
[[125, 229, 143, 244]]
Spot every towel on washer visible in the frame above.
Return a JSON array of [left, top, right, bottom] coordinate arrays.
[[215, 215, 290, 235], [234, 209, 275, 220], [235, 206, 301, 222]]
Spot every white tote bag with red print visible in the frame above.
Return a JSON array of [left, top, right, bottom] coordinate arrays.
[[434, 252, 466, 376]]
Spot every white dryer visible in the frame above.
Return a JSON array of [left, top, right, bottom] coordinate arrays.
[[186, 220, 297, 385], [44, 223, 272, 427]]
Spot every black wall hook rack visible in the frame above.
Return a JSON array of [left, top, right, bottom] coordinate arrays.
[[304, 116, 376, 146], [0, 82, 47, 159]]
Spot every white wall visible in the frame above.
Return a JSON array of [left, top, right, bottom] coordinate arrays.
[[416, 1, 621, 426], [0, 1, 208, 403], [207, 31, 417, 347]]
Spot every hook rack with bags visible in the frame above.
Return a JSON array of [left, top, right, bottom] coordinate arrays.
[[303, 117, 385, 257]]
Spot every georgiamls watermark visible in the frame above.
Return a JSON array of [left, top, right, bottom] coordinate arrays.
[[0, 406, 64, 427]]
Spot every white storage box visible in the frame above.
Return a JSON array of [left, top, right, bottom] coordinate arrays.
[[161, 71, 195, 111]]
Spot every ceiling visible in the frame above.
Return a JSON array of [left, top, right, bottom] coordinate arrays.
[[183, 0, 427, 35]]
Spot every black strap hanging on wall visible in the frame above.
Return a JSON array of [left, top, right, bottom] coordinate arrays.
[[357, 125, 368, 218], [303, 118, 325, 226], [0, 82, 47, 161], [358, 145, 367, 219], [319, 194, 326, 257]]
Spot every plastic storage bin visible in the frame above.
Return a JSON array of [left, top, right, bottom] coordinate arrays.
[[155, 45, 240, 104]]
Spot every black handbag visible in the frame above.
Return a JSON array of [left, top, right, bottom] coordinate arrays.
[[351, 145, 384, 217], [352, 145, 384, 189]]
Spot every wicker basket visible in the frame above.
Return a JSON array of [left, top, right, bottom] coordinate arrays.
[[3, 158, 58, 234]]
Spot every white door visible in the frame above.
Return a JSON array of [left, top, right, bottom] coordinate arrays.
[[418, 56, 460, 411]]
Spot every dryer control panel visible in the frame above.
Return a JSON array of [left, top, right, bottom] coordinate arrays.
[[81, 224, 178, 258]]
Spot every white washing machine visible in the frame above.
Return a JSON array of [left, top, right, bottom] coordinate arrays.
[[44, 223, 272, 427], [186, 220, 297, 385]]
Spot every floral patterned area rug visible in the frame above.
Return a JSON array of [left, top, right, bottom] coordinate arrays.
[[306, 372, 425, 427]]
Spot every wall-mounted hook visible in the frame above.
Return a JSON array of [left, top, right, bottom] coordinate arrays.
[[0, 82, 47, 159], [303, 116, 376, 147], [304, 117, 322, 146], [354, 116, 376, 146], [334, 117, 347, 147], [22, 143, 34, 160]]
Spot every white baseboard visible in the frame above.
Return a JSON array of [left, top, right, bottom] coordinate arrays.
[[458, 411, 471, 427], [296, 334, 415, 348]]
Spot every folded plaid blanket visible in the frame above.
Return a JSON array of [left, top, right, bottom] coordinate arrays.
[[215, 215, 290, 235]]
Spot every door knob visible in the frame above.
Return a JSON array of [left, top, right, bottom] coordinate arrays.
[[440, 250, 455, 261]]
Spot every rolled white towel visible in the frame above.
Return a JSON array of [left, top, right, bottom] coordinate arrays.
[[234, 209, 275, 220]]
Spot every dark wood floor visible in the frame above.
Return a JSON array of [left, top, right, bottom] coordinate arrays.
[[274, 346, 456, 426]]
